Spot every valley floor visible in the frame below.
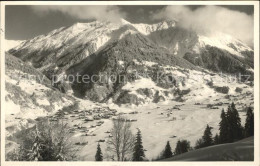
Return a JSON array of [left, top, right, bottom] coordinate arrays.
[[72, 100, 247, 161]]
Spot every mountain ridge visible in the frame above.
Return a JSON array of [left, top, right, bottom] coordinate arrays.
[[7, 19, 254, 103]]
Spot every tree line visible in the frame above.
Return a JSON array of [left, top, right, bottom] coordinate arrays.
[[151, 103, 254, 160], [195, 102, 254, 149]]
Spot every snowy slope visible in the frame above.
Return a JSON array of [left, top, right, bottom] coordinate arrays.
[[119, 19, 176, 35], [12, 21, 119, 56], [11, 19, 176, 56], [5, 53, 75, 137], [4, 40, 25, 51], [131, 20, 176, 35], [121, 19, 253, 59], [163, 137, 253, 161], [194, 32, 253, 57]]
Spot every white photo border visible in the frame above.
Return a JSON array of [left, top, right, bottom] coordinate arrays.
[[0, 1, 259, 166]]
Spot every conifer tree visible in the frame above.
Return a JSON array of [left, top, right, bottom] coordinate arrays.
[[202, 124, 213, 147], [244, 107, 254, 137], [162, 141, 173, 159], [195, 138, 204, 149], [226, 106, 234, 141], [174, 140, 181, 155], [132, 129, 145, 161], [231, 102, 243, 140], [95, 143, 103, 161], [174, 140, 190, 155], [214, 134, 220, 145], [219, 109, 230, 143], [226, 103, 243, 141]]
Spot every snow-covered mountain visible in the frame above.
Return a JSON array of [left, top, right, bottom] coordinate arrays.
[[130, 20, 176, 35], [7, 19, 180, 80], [10, 19, 251, 57], [9, 19, 176, 57], [7, 19, 254, 104], [194, 32, 253, 57]]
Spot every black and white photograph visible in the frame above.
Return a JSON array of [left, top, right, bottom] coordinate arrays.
[[1, 1, 259, 165]]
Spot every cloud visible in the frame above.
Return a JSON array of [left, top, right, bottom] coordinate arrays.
[[152, 6, 254, 46], [31, 5, 126, 23], [137, 8, 145, 14]]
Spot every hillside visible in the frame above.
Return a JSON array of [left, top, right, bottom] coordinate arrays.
[[184, 46, 254, 80], [5, 52, 76, 137], [67, 30, 198, 101], [147, 28, 253, 76], [163, 137, 254, 161]]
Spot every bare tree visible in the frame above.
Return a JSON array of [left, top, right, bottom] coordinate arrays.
[[106, 115, 135, 161]]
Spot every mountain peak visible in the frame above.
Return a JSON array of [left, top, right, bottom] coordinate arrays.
[[119, 18, 131, 25], [195, 31, 253, 57], [157, 19, 176, 27]]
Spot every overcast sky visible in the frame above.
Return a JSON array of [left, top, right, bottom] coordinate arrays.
[[5, 5, 254, 45]]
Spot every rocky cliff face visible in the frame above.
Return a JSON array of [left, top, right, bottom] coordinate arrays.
[[148, 27, 199, 56]]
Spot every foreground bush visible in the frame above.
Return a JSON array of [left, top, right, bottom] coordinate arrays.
[[7, 119, 78, 161]]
